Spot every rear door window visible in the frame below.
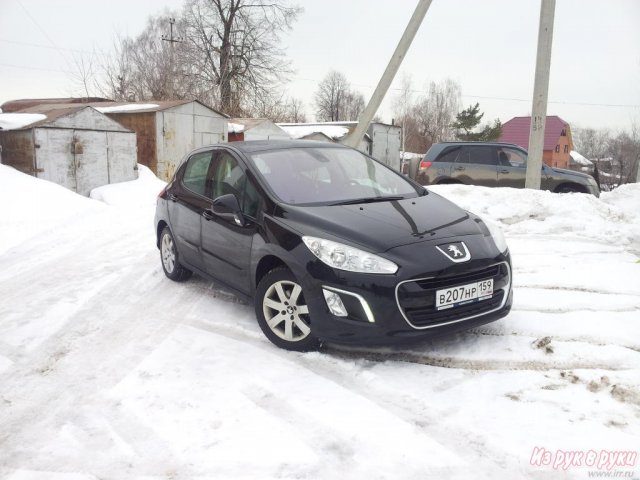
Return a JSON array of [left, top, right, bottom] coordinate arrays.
[[465, 146, 498, 165], [436, 148, 461, 163]]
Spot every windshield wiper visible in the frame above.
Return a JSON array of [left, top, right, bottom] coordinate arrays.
[[329, 196, 404, 206]]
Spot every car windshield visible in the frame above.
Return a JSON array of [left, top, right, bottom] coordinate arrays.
[[249, 147, 420, 205]]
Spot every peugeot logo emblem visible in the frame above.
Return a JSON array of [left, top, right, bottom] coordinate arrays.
[[436, 242, 471, 263]]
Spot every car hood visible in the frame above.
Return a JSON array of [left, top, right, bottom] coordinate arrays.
[[549, 166, 592, 180], [275, 191, 484, 253]]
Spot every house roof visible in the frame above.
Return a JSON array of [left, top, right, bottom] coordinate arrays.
[[0, 97, 110, 113], [498, 116, 569, 151], [0, 106, 132, 132], [9, 99, 228, 118], [0, 106, 95, 130]]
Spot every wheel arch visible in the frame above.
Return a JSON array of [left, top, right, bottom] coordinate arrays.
[[555, 182, 587, 194], [255, 255, 289, 289], [156, 220, 169, 249]]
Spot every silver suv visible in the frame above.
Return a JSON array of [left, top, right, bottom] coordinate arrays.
[[412, 142, 599, 196]]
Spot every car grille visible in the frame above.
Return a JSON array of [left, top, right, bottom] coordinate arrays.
[[396, 263, 510, 329]]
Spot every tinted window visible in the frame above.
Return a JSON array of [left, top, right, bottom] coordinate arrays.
[[436, 148, 460, 163], [183, 151, 213, 196], [212, 152, 245, 199], [250, 147, 418, 205], [211, 151, 261, 217], [463, 147, 497, 166]]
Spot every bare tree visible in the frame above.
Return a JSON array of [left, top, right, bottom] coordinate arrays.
[[100, 15, 186, 101], [182, 0, 301, 116], [392, 74, 414, 153], [412, 79, 461, 149], [70, 51, 100, 99], [573, 127, 611, 160], [100, 34, 136, 101], [314, 71, 364, 121], [574, 124, 640, 189]]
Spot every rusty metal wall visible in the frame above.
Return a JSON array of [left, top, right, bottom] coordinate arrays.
[[105, 112, 156, 173], [0, 130, 36, 174]]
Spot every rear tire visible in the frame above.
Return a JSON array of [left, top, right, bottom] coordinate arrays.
[[160, 226, 192, 282], [255, 268, 320, 351]]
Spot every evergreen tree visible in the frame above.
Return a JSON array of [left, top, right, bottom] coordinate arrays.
[[452, 103, 502, 141], [452, 103, 484, 140]]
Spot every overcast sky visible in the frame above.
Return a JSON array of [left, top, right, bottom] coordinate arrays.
[[1, 0, 638, 131]]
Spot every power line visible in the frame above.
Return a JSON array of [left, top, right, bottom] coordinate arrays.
[[14, 0, 71, 67], [293, 76, 640, 109], [0, 62, 71, 74], [0, 38, 100, 56]]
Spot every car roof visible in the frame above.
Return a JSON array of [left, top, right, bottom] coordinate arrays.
[[425, 141, 525, 160]]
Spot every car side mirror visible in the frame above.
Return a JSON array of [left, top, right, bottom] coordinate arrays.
[[212, 194, 245, 227]]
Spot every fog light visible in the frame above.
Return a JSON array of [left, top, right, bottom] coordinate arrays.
[[323, 289, 348, 317]]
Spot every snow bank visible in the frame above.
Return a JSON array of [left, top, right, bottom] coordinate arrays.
[[0, 113, 46, 130], [429, 184, 640, 250], [0, 164, 103, 255], [94, 104, 159, 113], [90, 165, 166, 207]]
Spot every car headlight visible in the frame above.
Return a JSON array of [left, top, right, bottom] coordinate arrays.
[[302, 236, 398, 274], [483, 218, 509, 254]]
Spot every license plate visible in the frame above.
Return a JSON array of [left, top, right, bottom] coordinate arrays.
[[435, 279, 494, 310]]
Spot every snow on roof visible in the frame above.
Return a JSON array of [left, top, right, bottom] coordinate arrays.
[[0, 113, 47, 130], [570, 150, 593, 166], [228, 122, 245, 133], [278, 124, 350, 140], [95, 104, 159, 114]]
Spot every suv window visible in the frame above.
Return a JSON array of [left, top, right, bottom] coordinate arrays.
[[183, 151, 213, 196], [498, 147, 527, 167], [435, 147, 461, 163], [462, 146, 498, 166]]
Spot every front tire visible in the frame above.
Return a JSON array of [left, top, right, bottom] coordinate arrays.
[[556, 184, 583, 193], [255, 268, 320, 351], [160, 226, 192, 282]]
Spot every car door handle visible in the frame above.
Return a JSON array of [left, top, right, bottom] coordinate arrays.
[[202, 209, 214, 221], [499, 169, 510, 174], [454, 166, 465, 171], [168, 193, 178, 202]]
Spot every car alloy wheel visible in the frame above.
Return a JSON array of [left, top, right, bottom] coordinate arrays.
[[263, 279, 311, 342], [161, 232, 176, 274], [159, 226, 192, 282], [255, 268, 319, 351]]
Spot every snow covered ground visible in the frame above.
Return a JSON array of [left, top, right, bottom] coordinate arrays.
[[0, 165, 638, 479]]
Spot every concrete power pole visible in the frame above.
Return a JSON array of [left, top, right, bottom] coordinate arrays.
[[525, 0, 556, 189], [344, 0, 433, 150]]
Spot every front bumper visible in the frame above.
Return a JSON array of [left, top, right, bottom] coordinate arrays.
[[296, 236, 513, 346]]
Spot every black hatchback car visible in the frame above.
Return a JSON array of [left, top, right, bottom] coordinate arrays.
[[155, 141, 512, 350], [413, 142, 600, 196]]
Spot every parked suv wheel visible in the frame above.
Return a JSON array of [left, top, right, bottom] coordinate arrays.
[[160, 226, 192, 282], [255, 268, 320, 351]]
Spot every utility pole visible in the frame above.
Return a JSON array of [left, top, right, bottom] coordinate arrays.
[[344, 0, 433, 151], [525, 0, 556, 189], [162, 18, 183, 99], [162, 18, 183, 45]]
